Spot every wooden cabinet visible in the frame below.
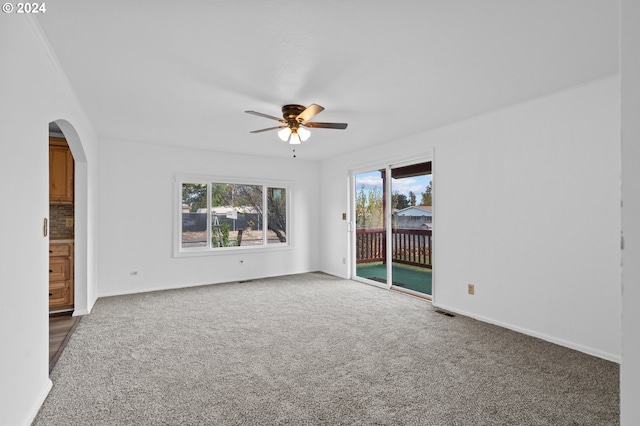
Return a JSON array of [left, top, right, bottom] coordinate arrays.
[[49, 137, 74, 204], [49, 242, 74, 312]]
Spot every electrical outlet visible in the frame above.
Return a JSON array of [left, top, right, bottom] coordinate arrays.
[[65, 218, 74, 228], [342, 213, 347, 220], [468, 283, 475, 295]]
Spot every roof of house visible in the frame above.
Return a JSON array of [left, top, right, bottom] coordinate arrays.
[[395, 206, 432, 215]]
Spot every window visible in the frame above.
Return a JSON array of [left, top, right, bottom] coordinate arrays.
[[177, 176, 290, 255]]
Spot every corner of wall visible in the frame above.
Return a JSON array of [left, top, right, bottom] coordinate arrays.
[[22, 379, 52, 426]]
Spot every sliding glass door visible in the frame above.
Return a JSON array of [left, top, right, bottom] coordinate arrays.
[[352, 160, 433, 296], [354, 169, 388, 288], [390, 163, 433, 296]]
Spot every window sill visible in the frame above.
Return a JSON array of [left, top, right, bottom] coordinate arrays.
[[174, 243, 293, 258]]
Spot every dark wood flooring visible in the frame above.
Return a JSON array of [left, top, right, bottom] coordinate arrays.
[[49, 313, 80, 373]]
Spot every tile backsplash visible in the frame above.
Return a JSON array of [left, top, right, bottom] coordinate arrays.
[[50, 204, 74, 239]]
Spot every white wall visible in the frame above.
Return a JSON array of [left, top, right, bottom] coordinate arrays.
[[621, 0, 640, 423], [320, 76, 621, 361], [0, 17, 99, 426], [97, 140, 320, 296]]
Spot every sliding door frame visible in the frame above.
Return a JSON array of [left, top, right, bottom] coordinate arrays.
[[349, 150, 434, 293], [350, 165, 391, 289]]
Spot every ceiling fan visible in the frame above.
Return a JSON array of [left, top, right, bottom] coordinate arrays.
[[245, 104, 348, 144]]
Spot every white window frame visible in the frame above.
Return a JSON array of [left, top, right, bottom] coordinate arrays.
[[174, 173, 292, 257]]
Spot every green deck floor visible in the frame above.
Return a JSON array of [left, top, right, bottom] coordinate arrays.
[[356, 262, 432, 295]]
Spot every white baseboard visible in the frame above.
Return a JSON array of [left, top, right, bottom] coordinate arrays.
[[319, 268, 349, 280], [96, 270, 316, 299], [23, 378, 52, 426], [432, 301, 621, 364]]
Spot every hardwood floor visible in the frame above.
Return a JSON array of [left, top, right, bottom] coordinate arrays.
[[49, 313, 80, 373]]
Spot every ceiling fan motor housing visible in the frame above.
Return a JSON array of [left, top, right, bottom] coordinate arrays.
[[246, 103, 346, 134], [282, 104, 307, 126]]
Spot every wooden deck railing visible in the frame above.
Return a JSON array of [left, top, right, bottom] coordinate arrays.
[[355, 229, 386, 264], [356, 228, 432, 269]]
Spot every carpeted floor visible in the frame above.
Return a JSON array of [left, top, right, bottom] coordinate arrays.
[[34, 272, 619, 425]]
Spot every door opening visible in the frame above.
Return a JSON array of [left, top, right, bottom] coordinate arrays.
[[48, 121, 79, 372], [352, 161, 433, 298], [48, 127, 75, 313], [354, 169, 388, 288], [389, 162, 433, 297]]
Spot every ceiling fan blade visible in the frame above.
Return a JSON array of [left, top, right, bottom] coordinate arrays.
[[249, 126, 286, 133], [296, 104, 325, 123], [245, 110, 286, 123], [302, 122, 348, 129]]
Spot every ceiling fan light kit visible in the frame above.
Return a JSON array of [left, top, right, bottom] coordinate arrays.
[[246, 103, 347, 145], [297, 127, 310, 141], [277, 124, 309, 144], [277, 127, 292, 142]]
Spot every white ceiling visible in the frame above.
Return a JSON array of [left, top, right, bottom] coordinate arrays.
[[37, 0, 619, 160]]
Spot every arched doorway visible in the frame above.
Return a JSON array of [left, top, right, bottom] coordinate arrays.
[[49, 120, 88, 314], [48, 120, 88, 370]]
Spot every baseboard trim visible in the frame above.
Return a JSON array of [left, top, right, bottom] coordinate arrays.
[[432, 301, 621, 364], [319, 268, 349, 280], [96, 271, 317, 299], [23, 378, 52, 426]]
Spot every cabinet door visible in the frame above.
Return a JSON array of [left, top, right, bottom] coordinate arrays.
[[49, 145, 73, 204], [49, 243, 71, 257], [49, 257, 70, 281], [49, 242, 74, 311], [49, 281, 72, 308]]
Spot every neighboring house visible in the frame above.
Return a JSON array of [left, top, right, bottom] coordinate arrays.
[[188, 206, 262, 231], [393, 206, 432, 230]]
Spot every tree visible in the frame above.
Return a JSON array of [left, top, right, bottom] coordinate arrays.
[[420, 182, 432, 206], [212, 222, 231, 247], [356, 185, 368, 228], [366, 185, 383, 228], [232, 184, 288, 242], [182, 184, 207, 212], [409, 191, 416, 206], [232, 184, 263, 211], [356, 185, 384, 229], [267, 188, 287, 242], [392, 191, 409, 210], [211, 183, 233, 207]]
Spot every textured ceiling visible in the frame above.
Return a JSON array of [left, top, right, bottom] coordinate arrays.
[[37, 0, 619, 160]]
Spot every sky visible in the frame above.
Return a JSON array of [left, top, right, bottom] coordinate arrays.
[[355, 171, 432, 198]]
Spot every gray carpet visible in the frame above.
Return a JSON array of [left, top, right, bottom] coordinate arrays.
[[34, 272, 619, 425]]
